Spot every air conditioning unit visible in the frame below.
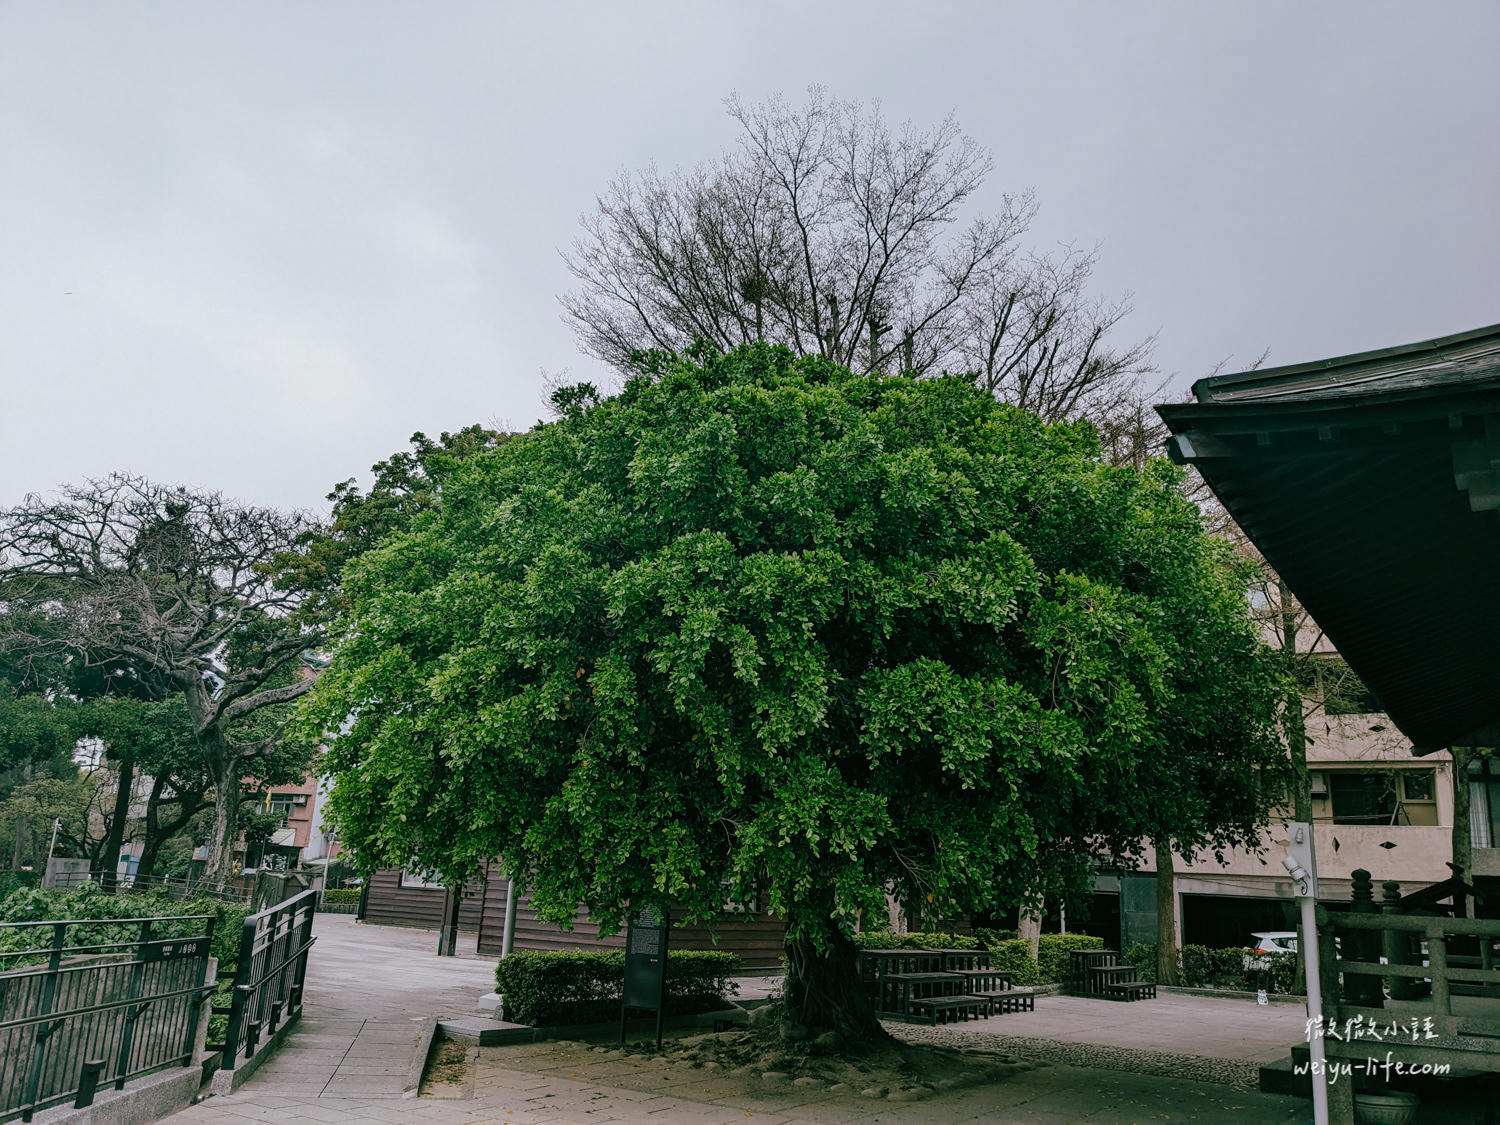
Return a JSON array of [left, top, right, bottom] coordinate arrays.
[[1308, 770, 1328, 799]]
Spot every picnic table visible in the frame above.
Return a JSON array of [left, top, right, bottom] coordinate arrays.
[[857, 949, 945, 1002], [940, 949, 991, 971], [879, 970, 967, 1015], [948, 966, 1011, 993]]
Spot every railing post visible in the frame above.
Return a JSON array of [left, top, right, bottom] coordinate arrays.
[[73, 1060, 105, 1108], [20, 922, 68, 1123], [1343, 869, 1383, 1007], [289, 894, 316, 1017], [179, 916, 217, 1064], [1381, 881, 1420, 1001], [1482, 926, 1499, 1000], [113, 919, 153, 1089], [1427, 920, 1451, 1017], [1315, 904, 1341, 1013], [219, 913, 260, 1070]]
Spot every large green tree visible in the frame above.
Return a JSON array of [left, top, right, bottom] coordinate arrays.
[[0, 475, 321, 885], [303, 346, 1285, 1039]]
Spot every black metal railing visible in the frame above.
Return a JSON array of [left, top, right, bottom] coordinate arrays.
[[45, 870, 252, 905], [0, 914, 216, 1123], [216, 887, 316, 1072]]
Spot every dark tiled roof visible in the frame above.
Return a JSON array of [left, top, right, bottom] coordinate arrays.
[[1157, 323, 1500, 754], [1190, 324, 1500, 405]]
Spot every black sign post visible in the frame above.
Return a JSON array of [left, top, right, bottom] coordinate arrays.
[[620, 903, 669, 1048]]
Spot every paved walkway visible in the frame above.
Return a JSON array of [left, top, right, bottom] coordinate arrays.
[[207, 914, 497, 1100], [164, 916, 1320, 1123], [928, 990, 1308, 1065]]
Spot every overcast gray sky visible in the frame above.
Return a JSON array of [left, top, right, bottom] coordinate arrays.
[[3, 2, 1497, 513]]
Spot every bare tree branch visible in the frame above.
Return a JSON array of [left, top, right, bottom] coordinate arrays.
[[560, 86, 1156, 451]]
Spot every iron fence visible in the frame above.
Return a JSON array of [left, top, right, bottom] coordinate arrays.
[[0, 913, 216, 1123], [216, 887, 316, 1072], [46, 870, 252, 905]]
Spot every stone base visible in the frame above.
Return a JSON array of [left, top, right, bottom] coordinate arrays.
[[438, 1017, 535, 1046], [31, 1064, 203, 1125]]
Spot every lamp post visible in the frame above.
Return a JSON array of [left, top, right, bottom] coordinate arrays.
[[1282, 822, 1327, 1125]]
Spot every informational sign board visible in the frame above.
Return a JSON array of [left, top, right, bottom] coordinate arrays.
[[621, 904, 669, 1047]]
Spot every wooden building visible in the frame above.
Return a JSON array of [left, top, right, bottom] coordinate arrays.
[[359, 863, 786, 969]]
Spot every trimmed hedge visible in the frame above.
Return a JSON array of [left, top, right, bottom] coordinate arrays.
[[1123, 942, 1298, 994], [493, 950, 742, 1027], [851, 930, 1102, 985], [1037, 933, 1104, 983], [851, 931, 978, 951], [320, 887, 361, 905]]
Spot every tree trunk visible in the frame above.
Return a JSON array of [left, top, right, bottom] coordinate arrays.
[[1280, 581, 1313, 823], [136, 782, 206, 883], [11, 762, 31, 868], [783, 926, 891, 1046], [1018, 905, 1042, 962], [1153, 840, 1180, 986], [202, 745, 242, 889], [1451, 745, 1474, 919], [98, 758, 135, 892]]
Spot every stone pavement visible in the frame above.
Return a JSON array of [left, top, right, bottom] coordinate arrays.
[[205, 913, 498, 1100], [900, 990, 1310, 1090], [163, 914, 1315, 1122], [173, 1048, 1307, 1123], [942, 991, 1307, 1065]]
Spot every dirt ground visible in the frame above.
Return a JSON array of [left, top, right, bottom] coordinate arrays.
[[472, 1024, 1043, 1107]]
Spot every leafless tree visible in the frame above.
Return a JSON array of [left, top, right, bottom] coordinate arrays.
[[562, 87, 1158, 457], [0, 475, 322, 885]]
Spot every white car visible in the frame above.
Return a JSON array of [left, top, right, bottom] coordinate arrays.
[[1243, 931, 1298, 972], [1250, 931, 1298, 955]]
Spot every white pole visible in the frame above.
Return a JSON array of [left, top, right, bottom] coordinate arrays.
[[44, 818, 60, 884], [1299, 891, 1329, 1125], [1283, 823, 1328, 1125]]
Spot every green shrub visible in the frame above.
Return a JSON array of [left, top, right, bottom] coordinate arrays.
[[985, 938, 1041, 986], [971, 926, 1018, 945], [493, 949, 742, 1027], [0, 870, 41, 900], [1036, 933, 1102, 984], [0, 884, 251, 974], [1122, 942, 1158, 983], [851, 931, 978, 951], [320, 887, 361, 905], [1121, 942, 1296, 994], [851, 929, 1096, 985], [1180, 944, 1254, 989]]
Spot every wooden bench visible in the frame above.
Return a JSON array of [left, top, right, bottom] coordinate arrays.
[[1103, 981, 1156, 1000], [976, 987, 1035, 1014], [906, 995, 990, 1024]]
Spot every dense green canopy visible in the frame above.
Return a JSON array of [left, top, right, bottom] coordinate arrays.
[[305, 346, 1284, 1005]]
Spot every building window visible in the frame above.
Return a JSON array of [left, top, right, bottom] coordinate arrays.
[[267, 793, 308, 816], [1328, 771, 1400, 826], [400, 869, 444, 891], [1402, 771, 1434, 802], [1469, 758, 1500, 849]]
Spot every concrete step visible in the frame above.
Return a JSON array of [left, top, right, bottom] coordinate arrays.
[[438, 1017, 535, 1046]]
